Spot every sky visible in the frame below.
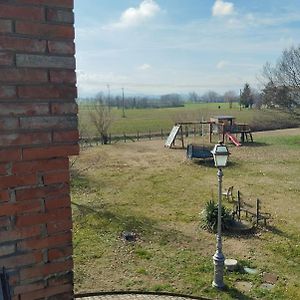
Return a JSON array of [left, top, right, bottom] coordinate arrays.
[[74, 0, 300, 97]]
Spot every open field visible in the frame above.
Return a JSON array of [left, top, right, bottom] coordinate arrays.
[[71, 128, 300, 299], [79, 103, 299, 136]]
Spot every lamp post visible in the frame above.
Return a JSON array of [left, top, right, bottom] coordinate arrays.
[[211, 142, 230, 289]]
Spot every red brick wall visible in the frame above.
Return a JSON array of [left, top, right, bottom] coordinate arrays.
[[0, 0, 78, 299]]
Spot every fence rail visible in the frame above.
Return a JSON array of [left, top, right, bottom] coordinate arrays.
[[80, 127, 205, 147]]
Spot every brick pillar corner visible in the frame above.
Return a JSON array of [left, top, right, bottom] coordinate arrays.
[[0, 0, 78, 299]]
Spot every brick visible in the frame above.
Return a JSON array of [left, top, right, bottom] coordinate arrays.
[[0, 244, 15, 256], [14, 281, 45, 295], [0, 36, 46, 53], [47, 219, 72, 235], [0, 149, 22, 163], [0, 4, 44, 21], [0, 69, 48, 83], [48, 40, 75, 55], [51, 102, 78, 114], [0, 132, 51, 147], [0, 190, 9, 202], [12, 158, 68, 175], [18, 85, 77, 99], [16, 54, 75, 69], [47, 8, 74, 24], [0, 103, 49, 116], [16, 21, 74, 39], [0, 216, 10, 228], [0, 199, 41, 216], [0, 85, 16, 99], [20, 259, 73, 280], [16, 207, 71, 227], [0, 174, 36, 189], [16, 184, 69, 202], [7, 273, 20, 291], [43, 170, 70, 185], [48, 245, 72, 261], [0, 190, 10, 202], [53, 130, 79, 143], [45, 195, 70, 211], [0, 117, 19, 131], [22, 144, 79, 160], [18, 232, 72, 252], [50, 70, 76, 84], [20, 115, 77, 130], [17, 0, 73, 8], [0, 252, 42, 269], [0, 225, 42, 243], [0, 163, 8, 176], [0, 52, 14, 66], [0, 20, 12, 33], [47, 271, 73, 287], [20, 283, 73, 300]]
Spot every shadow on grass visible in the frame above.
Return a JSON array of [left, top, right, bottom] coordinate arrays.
[[71, 200, 194, 247], [243, 141, 269, 147], [193, 159, 239, 168], [265, 225, 299, 242], [222, 286, 255, 300]]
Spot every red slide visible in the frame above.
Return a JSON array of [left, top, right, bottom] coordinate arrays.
[[225, 132, 241, 147]]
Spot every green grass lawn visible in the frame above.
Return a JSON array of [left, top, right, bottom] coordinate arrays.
[[71, 128, 300, 299], [79, 102, 299, 136]]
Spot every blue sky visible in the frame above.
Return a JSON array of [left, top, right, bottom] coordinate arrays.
[[74, 0, 300, 97]]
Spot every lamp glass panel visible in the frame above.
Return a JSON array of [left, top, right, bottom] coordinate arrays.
[[214, 154, 228, 167], [217, 146, 228, 153]]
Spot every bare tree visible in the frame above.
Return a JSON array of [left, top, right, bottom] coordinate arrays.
[[189, 91, 200, 102], [262, 45, 300, 108], [201, 90, 221, 103], [223, 90, 237, 109], [89, 95, 113, 144]]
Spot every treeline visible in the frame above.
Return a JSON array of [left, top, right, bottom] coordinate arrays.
[[78, 92, 184, 109]]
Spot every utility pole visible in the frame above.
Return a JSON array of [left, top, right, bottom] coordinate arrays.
[[107, 84, 111, 111], [122, 87, 126, 118], [239, 89, 242, 111]]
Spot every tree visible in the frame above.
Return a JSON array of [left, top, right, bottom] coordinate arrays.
[[189, 91, 200, 103], [262, 45, 300, 109], [262, 82, 296, 109], [223, 90, 237, 109], [201, 90, 221, 103], [89, 95, 112, 144], [240, 83, 253, 108]]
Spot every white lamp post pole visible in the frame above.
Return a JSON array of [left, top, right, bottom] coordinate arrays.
[[212, 167, 225, 289], [211, 142, 229, 289]]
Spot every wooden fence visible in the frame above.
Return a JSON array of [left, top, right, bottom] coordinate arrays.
[[80, 126, 205, 147]]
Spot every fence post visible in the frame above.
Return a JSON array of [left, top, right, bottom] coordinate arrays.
[[256, 198, 260, 226], [109, 133, 112, 144], [149, 130, 151, 140], [237, 190, 241, 220], [137, 131, 140, 141], [123, 133, 126, 143]]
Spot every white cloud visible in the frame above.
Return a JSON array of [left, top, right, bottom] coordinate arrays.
[[212, 0, 234, 17], [138, 63, 152, 70], [216, 60, 229, 69], [104, 0, 161, 29]]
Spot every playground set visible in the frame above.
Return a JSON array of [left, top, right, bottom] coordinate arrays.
[[165, 116, 253, 159]]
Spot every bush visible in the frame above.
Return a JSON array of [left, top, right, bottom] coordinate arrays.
[[201, 200, 233, 232]]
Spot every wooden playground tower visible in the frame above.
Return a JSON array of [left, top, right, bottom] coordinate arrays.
[[210, 116, 253, 147], [165, 116, 253, 148]]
